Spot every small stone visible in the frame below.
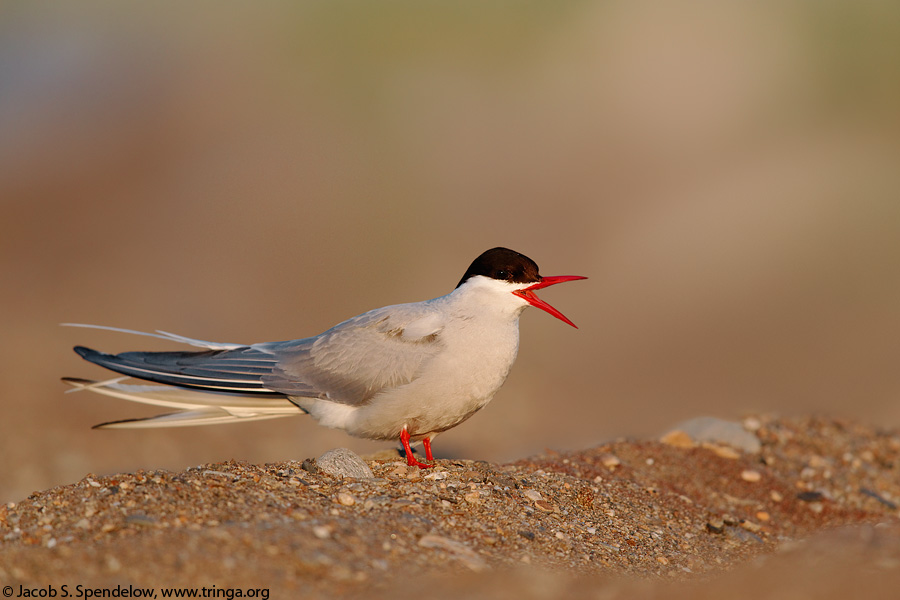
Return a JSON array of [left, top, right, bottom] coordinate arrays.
[[660, 430, 696, 448], [703, 443, 741, 460], [125, 514, 157, 527], [316, 448, 374, 479], [522, 489, 543, 502], [418, 535, 487, 572], [337, 493, 356, 506], [518, 530, 535, 541], [389, 465, 409, 478], [797, 490, 824, 502], [656, 556, 669, 565], [100, 523, 116, 533], [741, 469, 762, 483], [706, 520, 725, 534], [312, 525, 332, 539], [534, 500, 556, 512], [667, 417, 761, 453], [742, 416, 762, 431], [105, 555, 121, 572], [770, 490, 784, 502], [463, 491, 481, 504], [756, 511, 770, 522], [600, 454, 621, 469], [808, 455, 828, 468], [300, 459, 320, 475], [740, 520, 762, 532]]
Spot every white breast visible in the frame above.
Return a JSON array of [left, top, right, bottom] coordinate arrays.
[[344, 285, 525, 441]]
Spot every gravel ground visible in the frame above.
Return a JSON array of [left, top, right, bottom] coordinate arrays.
[[1, 415, 898, 599]]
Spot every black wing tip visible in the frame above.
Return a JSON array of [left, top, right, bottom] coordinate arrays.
[[92, 415, 167, 429], [74, 346, 102, 359]]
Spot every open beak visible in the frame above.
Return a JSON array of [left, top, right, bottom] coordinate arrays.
[[512, 275, 587, 328]]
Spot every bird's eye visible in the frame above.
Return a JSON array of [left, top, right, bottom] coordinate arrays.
[[496, 270, 509, 279]]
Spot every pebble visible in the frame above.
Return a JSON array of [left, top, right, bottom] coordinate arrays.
[[125, 514, 158, 527], [665, 417, 762, 453], [600, 455, 621, 469], [105, 555, 121, 572], [742, 416, 762, 431], [316, 448, 374, 479], [660, 430, 696, 448], [704, 443, 741, 460], [706, 519, 725, 534], [417, 534, 487, 572], [797, 490, 825, 502], [808, 455, 828, 468], [740, 469, 762, 483], [740, 520, 762, 533], [523, 489, 543, 502], [337, 493, 356, 506], [312, 525, 332, 539]]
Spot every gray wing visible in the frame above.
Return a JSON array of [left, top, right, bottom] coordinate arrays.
[[258, 302, 446, 405], [73, 345, 283, 394]]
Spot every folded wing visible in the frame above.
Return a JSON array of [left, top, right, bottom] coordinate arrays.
[[68, 301, 447, 419]]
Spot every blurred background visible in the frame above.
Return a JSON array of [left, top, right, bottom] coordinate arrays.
[[2, 1, 899, 503]]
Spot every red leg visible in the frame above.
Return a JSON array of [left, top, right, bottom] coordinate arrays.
[[422, 437, 434, 462], [400, 426, 433, 469]]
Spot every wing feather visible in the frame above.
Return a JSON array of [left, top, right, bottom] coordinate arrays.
[[68, 300, 447, 407], [260, 302, 445, 405]]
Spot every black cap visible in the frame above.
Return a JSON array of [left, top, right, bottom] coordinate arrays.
[[455, 247, 542, 289]]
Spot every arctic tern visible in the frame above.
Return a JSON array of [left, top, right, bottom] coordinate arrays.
[[64, 247, 586, 468]]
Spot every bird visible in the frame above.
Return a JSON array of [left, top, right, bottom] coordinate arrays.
[[63, 247, 586, 468]]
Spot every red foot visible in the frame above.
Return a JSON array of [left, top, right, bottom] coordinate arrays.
[[400, 426, 433, 469], [422, 437, 434, 462]]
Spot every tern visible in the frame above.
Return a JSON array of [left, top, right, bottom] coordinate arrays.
[[63, 247, 586, 468]]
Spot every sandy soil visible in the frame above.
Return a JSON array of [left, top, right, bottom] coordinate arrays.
[[2, 414, 898, 599]]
